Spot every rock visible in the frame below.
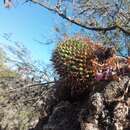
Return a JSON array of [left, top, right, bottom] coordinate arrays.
[[80, 122, 99, 130], [43, 101, 80, 130], [41, 76, 130, 130], [1, 76, 130, 130], [113, 102, 128, 130], [103, 76, 130, 102]]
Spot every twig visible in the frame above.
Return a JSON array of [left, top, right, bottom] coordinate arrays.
[[25, 81, 55, 88], [7, 81, 55, 93]]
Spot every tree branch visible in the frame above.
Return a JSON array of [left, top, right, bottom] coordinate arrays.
[[8, 81, 55, 93], [25, 81, 55, 88], [29, 0, 130, 35]]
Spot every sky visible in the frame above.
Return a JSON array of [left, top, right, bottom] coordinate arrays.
[[0, 1, 60, 64]]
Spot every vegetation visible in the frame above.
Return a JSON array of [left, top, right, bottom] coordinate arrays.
[[2, 0, 130, 79], [0, 48, 6, 68], [25, 0, 130, 56], [0, 1, 130, 130], [0, 48, 17, 78]]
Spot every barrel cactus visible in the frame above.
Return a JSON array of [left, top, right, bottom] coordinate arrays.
[[51, 37, 119, 97], [51, 38, 95, 83]]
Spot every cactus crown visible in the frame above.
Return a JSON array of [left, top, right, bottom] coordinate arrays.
[[52, 38, 95, 81]]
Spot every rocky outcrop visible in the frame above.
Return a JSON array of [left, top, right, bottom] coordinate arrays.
[[1, 76, 130, 130], [33, 76, 130, 130]]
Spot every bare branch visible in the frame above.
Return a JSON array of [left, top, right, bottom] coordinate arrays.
[[8, 81, 55, 93], [29, 0, 130, 35], [25, 81, 55, 88]]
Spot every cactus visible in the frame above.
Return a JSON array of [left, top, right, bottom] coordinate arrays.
[[51, 38, 96, 83]]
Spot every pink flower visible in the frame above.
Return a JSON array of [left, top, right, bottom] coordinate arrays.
[[95, 72, 104, 81]]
